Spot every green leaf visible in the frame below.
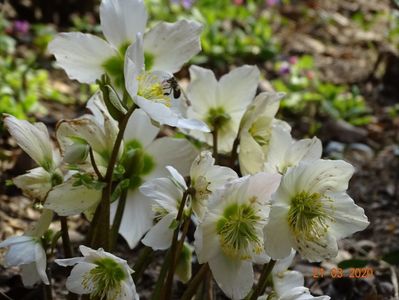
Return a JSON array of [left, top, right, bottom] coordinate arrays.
[[338, 259, 369, 269], [382, 250, 399, 265], [111, 179, 131, 203]]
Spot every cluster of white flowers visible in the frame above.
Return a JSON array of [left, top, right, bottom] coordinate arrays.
[[0, 0, 370, 299]]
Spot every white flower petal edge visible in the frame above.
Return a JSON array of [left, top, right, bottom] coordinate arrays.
[[4, 114, 54, 170], [264, 159, 369, 262], [55, 246, 138, 300], [100, 0, 147, 49], [48, 32, 117, 84], [144, 19, 203, 73]]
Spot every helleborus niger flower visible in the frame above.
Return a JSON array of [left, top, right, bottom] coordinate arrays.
[[110, 109, 198, 248], [237, 92, 291, 175], [194, 173, 281, 299], [264, 159, 369, 262], [4, 115, 62, 201], [44, 93, 117, 217], [263, 128, 322, 175], [48, 0, 202, 85], [190, 151, 238, 219], [55, 245, 139, 300], [124, 34, 209, 131], [57, 92, 120, 172], [186, 65, 260, 152], [139, 165, 188, 250], [0, 209, 53, 287], [259, 250, 330, 300]]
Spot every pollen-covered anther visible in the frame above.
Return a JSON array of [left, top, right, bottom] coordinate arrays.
[[216, 203, 263, 260], [287, 191, 334, 242], [136, 72, 171, 107], [83, 257, 126, 300]]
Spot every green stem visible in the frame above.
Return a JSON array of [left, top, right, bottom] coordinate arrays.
[[89, 147, 104, 181], [212, 129, 219, 164], [162, 189, 194, 299], [248, 259, 276, 300], [229, 136, 240, 168], [60, 217, 73, 258], [110, 188, 128, 249], [181, 264, 210, 300], [151, 250, 172, 300], [133, 246, 154, 282], [89, 104, 136, 251]]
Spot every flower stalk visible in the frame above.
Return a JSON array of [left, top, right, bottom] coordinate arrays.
[[248, 259, 276, 300]]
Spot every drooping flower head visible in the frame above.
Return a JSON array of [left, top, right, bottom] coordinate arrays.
[[264, 159, 369, 262], [56, 245, 139, 300], [194, 173, 281, 299]]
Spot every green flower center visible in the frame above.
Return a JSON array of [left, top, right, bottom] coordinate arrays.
[[287, 191, 333, 241], [248, 116, 272, 148], [216, 202, 262, 260], [122, 139, 156, 190], [83, 257, 126, 300], [206, 107, 231, 131]]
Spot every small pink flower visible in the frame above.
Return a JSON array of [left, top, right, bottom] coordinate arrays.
[[13, 20, 30, 34]]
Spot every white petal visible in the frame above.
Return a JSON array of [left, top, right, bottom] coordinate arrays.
[[284, 137, 322, 169], [187, 65, 218, 113], [21, 263, 41, 287], [27, 209, 54, 237], [4, 240, 36, 267], [176, 117, 210, 132], [239, 132, 265, 175], [274, 270, 305, 296], [125, 33, 145, 71], [166, 165, 188, 190], [140, 177, 181, 212], [100, 0, 147, 49], [44, 179, 101, 216], [205, 166, 238, 192], [247, 172, 281, 206], [134, 95, 180, 126], [264, 126, 293, 173], [66, 262, 97, 294], [190, 151, 215, 179], [116, 279, 139, 300], [13, 168, 52, 202], [124, 56, 140, 98], [124, 109, 159, 147], [264, 206, 295, 259], [144, 20, 202, 73], [209, 252, 254, 300], [4, 115, 53, 169], [292, 160, 354, 195], [142, 213, 176, 250], [273, 249, 296, 274], [147, 137, 197, 179], [219, 65, 260, 113], [48, 32, 116, 83], [55, 257, 85, 267], [113, 189, 153, 248], [0, 235, 33, 248], [327, 192, 369, 240], [35, 244, 49, 285], [193, 212, 222, 263]]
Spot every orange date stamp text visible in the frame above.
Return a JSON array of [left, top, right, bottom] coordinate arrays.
[[312, 267, 374, 279]]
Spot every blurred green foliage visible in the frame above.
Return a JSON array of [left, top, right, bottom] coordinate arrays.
[[272, 55, 372, 128], [145, 0, 279, 67]]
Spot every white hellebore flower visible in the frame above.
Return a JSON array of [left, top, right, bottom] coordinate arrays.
[[110, 109, 198, 248], [45, 93, 118, 217], [124, 34, 209, 131], [140, 166, 188, 250], [56, 246, 138, 300], [190, 151, 238, 219], [0, 209, 53, 287], [48, 0, 202, 85], [238, 92, 291, 175], [194, 173, 281, 300], [264, 159, 369, 262], [4, 114, 62, 201], [264, 128, 322, 175], [259, 251, 330, 300], [186, 65, 260, 152]]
